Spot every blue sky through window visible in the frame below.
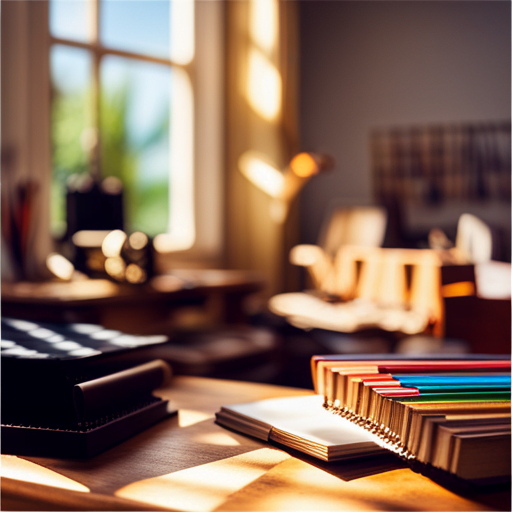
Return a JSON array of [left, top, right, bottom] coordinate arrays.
[[50, 0, 171, 144], [101, 0, 170, 58], [50, 0, 89, 42], [50, 0, 173, 235], [101, 55, 170, 186]]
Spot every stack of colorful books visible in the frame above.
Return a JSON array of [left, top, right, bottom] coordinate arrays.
[[312, 355, 511, 485], [216, 355, 510, 489]]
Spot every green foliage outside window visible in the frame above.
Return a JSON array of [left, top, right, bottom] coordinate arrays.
[[51, 83, 169, 238]]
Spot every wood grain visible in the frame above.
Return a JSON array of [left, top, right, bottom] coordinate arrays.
[[1, 376, 509, 511]]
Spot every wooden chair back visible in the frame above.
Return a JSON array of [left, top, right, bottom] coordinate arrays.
[[332, 246, 443, 335]]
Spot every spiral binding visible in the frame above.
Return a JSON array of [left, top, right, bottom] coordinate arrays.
[[324, 401, 416, 460]]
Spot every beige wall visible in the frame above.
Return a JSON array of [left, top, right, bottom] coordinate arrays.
[[298, 1, 511, 246]]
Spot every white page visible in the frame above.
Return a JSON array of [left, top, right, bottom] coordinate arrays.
[[225, 395, 383, 449]]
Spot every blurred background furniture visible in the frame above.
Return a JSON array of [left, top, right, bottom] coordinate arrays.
[[372, 121, 511, 262], [270, 246, 443, 340], [269, 206, 511, 354], [269, 207, 511, 358], [1, 270, 286, 383], [290, 203, 387, 294], [267, 206, 512, 359], [1, 269, 265, 334], [441, 261, 511, 354]]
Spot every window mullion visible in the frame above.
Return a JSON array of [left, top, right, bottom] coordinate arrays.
[[89, 0, 101, 180], [48, 0, 208, 245], [50, 37, 179, 68], [91, 51, 101, 180]]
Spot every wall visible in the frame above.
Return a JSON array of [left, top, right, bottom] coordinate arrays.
[[298, 0, 511, 245]]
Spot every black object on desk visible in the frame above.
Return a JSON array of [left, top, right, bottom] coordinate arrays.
[[65, 176, 124, 240], [1, 318, 176, 458]]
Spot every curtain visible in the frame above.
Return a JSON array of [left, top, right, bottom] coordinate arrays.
[[225, 0, 300, 298], [1, 1, 52, 281]]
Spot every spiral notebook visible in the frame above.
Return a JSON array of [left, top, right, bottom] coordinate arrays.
[[216, 354, 510, 489], [312, 354, 511, 486]]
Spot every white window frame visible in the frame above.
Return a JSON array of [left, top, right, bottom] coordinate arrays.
[[2, 0, 224, 279]]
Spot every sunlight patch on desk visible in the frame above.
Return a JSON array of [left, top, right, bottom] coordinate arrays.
[[230, 461, 482, 512], [114, 448, 289, 512], [178, 409, 213, 427], [1, 455, 90, 493]]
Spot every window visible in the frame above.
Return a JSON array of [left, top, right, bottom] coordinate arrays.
[[49, 0, 223, 257]]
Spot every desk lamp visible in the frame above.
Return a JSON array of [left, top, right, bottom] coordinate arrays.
[[239, 151, 334, 223]]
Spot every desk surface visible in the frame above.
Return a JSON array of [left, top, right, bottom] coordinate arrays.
[[1, 270, 265, 304], [1, 269, 265, 332], [1, 376, 509, 512]]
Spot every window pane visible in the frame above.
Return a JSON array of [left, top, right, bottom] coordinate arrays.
[[50, 0, 91, 42], [101, 1, 170, 58], [50, 45, 93, 237], [100, 56, 170, 236]]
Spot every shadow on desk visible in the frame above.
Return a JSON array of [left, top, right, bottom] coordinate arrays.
[[19, 416, 258, 494], [274, 445, 407, 481]]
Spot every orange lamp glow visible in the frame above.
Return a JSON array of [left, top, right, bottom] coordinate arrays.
[[290, 153, 319, 178], [442, 281, 476, 298]]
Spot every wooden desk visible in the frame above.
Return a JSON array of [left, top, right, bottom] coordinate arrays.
[[1, 269, 265, 334], [1, 377, 509, 511]]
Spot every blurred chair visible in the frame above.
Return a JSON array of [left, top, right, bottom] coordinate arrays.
[[430, 213, 493, 265], [271, 211, 498, 355], [270, 246, 443, 339], [318, 204, 388, 257], [454, 213, 493, 263], [290, 205, 387, 295]]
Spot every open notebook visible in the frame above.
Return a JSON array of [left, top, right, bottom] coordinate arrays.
[[216, 394, 387, 461]]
